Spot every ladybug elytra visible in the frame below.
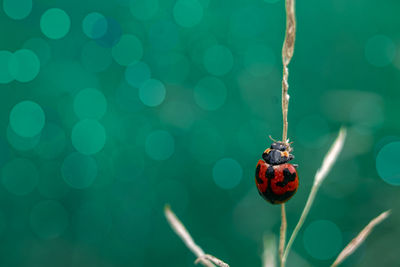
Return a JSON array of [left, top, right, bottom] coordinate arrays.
[[255, 141, 299, 204]]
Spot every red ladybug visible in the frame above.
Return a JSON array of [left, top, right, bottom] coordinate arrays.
[[255, 141, 299, 204]]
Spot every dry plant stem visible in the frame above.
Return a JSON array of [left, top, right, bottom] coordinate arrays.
[[196, 254, 230, 267], [164, 205, 230, 267], [279, 204, 287, 267], [279, 1, 296, 266], [331, 210, 391, 267], [282, 128, 347, 264], [281, 0, 296, 143]]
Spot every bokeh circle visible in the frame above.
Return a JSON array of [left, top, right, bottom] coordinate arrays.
[[212, 158, 243, 189], [112, 34, 143, 66], [376, 141, 400, 185], [40, 8, 71, 39], [71, 120, 106, 155], [73, 88, 107, 119], [173, 0, 203, 28], [3, 0, 32, 20], [82, 12, 108, 39], [303, 220, 342, 260], [139, 79, 166, 107], [9, 101, 45, 138], [203, 45, 234, 76], [0, 50, 17, 84], [13, 49, 40, 82]]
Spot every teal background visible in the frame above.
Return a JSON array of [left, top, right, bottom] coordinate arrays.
[[0, 0, 399, 266]]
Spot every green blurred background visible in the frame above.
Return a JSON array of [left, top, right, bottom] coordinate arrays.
[[0, 0, 399, 266]]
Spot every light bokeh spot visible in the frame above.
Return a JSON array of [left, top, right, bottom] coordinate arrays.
[[139, 79, 166, 107], [14, 49, 40, 82], [82, 12, 108, 39], [9, 101, 45, 138], [0, 50, 17, 84], [173, 0, 203, 28], [40, 8, 71, 39], [213, 158, 242, 189], [3, 0, 32, 20], [94, 18, 122, 48], [112, 34, 143, 66], [73, 88, 107, 119], [303, 220, 342, 260], [376, 141, 400, 185], [203, 45, 234, 76], [71, 120, 106, 155], [125, 61, 151, 88]]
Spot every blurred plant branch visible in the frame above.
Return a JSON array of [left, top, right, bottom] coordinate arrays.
[[164, 205, 229, 267], [263, 234, 277, 267], [281, 128, 347, 265], [331, 210, 391, 267]]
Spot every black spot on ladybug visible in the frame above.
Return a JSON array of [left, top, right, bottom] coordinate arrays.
[[257, 168, 297, 204], [276, 168, 296, 187], [255, 164, 263, 184], [266, 166, 275, 179], [262, 189, 297, 204]]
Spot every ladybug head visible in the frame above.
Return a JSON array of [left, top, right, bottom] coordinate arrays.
[[262, 141, 294, 165]]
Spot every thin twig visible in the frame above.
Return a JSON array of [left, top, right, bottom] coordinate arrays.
[[279, 204, 287, 267], [279, 1, 296, 266], [164, 205, 230, 267], [196, 255, 230, 267], [282, 128, 347, 264], [281, 0, 296, 143], [263, 234, 277, 267], [331, 210, 391, 267]]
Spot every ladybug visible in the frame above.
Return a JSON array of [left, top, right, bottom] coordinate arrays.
[[255, 141, 299, 204]]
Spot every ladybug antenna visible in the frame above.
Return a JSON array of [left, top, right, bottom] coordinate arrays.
[[268, 135, 278, 143], [286, 141, 294, 152]]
